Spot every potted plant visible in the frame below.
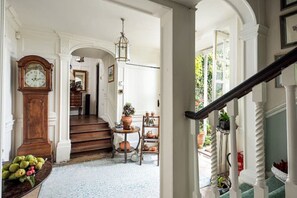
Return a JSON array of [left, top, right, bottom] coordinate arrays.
[[197, 120, 205, 148], [121, 103, 135, 130], [218, 110, 230, 130], [217, 175, 231, 195]]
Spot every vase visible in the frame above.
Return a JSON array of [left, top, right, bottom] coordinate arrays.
[[122, 116, 132, 130], [197, 132, 205, 149], [119, 141, 131, 151]]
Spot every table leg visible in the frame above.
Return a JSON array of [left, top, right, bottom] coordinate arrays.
[[135, 131, 141, 153], [111, 131, 115, 158], [124, 133, 127, 163], [78, 107, 82, 116]]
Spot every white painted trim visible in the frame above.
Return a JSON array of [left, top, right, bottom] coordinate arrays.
[[5, 117, 14, 132], [265, 96, 297, 118], [0, 0, 5, 195], [266, 103, 286, 118], [5, 4, 21, 28], [55, 140, 71, 163]]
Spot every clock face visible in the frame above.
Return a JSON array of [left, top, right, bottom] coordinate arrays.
[[25, 64, 46, 87]]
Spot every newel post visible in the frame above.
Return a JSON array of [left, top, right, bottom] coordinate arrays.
[[227, 99, 241, 198], [252, 83, 268, 198], [208, 110, 219, 198], [281, 65, 297, 198]]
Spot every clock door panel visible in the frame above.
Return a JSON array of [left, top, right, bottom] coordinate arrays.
[[25, 96, 47, 141]]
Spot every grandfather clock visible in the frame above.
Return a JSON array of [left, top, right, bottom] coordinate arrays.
[[17, 55, 53, 160]]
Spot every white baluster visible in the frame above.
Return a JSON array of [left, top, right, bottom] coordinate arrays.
[[227, 99, 241, 198], [192, 119, 202, 198], [281, 66, 297, 198], [252, 83, 268, 198], [208, 110, 219, 198]]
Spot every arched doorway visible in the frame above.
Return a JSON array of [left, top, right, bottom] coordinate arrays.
[[68, 47, 115, 158]]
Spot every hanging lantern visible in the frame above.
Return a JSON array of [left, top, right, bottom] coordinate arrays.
[[115, 18, 130, 62]]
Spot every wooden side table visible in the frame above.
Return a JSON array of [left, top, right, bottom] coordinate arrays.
[[111, 127, 140, 163]]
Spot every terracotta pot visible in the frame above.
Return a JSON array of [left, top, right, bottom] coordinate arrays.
[[147, 131, 154, 138], [122, 116, 132, 130], [119, 141, 131, 151], [197, 132, 205, 149]]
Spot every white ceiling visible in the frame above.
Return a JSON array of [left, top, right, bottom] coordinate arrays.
[[7, 0, 236, 57], [7, 0, 166, 50], [195, 0, 237, 52]]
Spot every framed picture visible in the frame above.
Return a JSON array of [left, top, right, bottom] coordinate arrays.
[[73, 70, 87, 91], [108, 65, 114, 83], [280, 10, 297, 48], [281, 0, 297, 10]]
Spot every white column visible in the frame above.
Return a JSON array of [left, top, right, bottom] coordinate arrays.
[[0, 0, 5, 195], [208, 110, 219, 198], [158, 2, 196, 197], [252, 83, 268, 198], [281, 66, 297, 198], [227, 99, 241, 198], [56, 53, 72, 163]]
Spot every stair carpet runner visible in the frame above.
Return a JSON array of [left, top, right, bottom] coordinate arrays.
[[220, 176, 285, 198], [70, 116, 113, 157]]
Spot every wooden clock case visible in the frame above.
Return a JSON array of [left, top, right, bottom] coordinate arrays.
[[17, 55, 53, 160]]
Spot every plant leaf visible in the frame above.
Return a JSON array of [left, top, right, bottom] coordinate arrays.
[[26, 176, 36, 187]]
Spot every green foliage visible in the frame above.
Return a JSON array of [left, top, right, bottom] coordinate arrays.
[[195, 54, 213, 112], [122, 103, 135, 116], [203, 135, 211, 146], [219, 110, 229, 121]]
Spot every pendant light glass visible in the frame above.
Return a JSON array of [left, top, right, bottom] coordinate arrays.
[[115, 18, 130, 62]]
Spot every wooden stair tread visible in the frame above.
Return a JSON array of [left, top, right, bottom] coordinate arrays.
[[70, 128, 111, 134], [70, 121, 108, 126], [70, 115, 112, 157], [71, 136, 112, 143]]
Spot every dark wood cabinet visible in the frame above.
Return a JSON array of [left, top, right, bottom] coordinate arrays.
[[70, 91, 82, 115]]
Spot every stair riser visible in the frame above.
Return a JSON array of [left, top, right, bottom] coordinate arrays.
[[70, 131, 111, 141], [71, 140, 112, 152], [70, 123, 109, 131]]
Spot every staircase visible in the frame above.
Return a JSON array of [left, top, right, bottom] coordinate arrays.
[[220, 176, 285, 198], [70, 115, 113, 158]]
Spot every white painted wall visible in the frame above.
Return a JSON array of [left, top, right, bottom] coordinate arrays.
[[2, 7, 19, 161], [13, 28, 60, 159], [265, 0, 297, 111]]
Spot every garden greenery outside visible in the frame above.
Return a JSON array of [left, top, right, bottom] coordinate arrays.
[[195, 53, 213, 147]]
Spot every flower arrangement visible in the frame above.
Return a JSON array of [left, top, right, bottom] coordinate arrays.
[[122, 103, 135, 116], [2, 154, 46, 187]]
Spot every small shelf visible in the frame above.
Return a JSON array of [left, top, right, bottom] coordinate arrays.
[[140, 115, 160, 166], [116, 146, 136, 154], [142, 150, 159, 154], [143, 139, 159, 143], [143, 125, 159, 128]]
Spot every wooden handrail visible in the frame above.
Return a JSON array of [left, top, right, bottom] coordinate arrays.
[[185, 47, 297, 120]]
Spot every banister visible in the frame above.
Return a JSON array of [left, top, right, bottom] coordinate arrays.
[[185, 46, 297, 120]]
